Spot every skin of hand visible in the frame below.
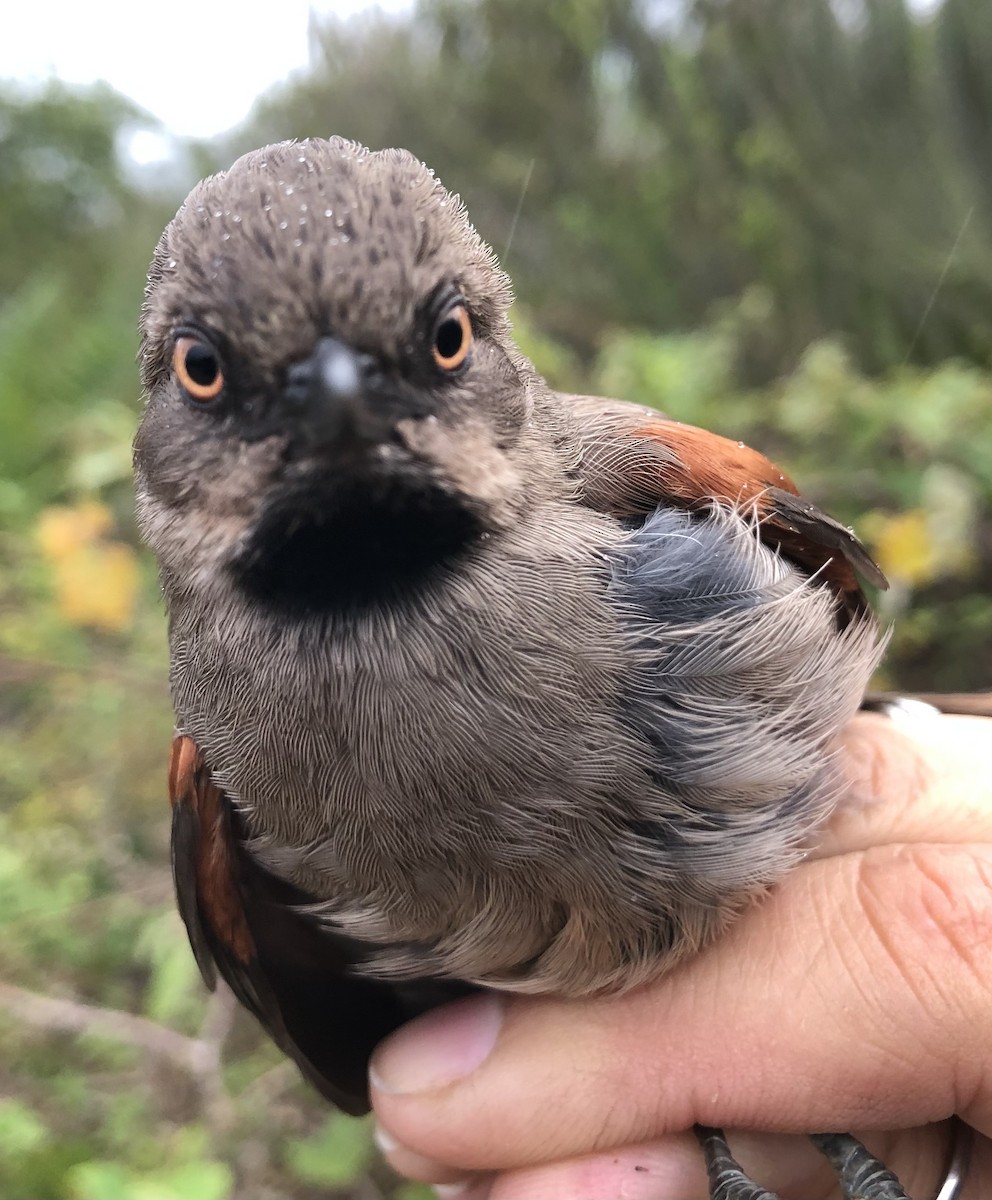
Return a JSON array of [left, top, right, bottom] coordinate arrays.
[[369, 710, 992, 1200]]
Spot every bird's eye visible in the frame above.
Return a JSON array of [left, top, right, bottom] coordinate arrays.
[[173, 336, 224, 402], [432, 304, 473, 372]]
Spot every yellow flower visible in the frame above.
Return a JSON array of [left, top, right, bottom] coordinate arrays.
[[36, 502, 138, 632], [867, 509, 936, 589]]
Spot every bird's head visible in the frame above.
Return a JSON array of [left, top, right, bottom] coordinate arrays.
[[135, 138, 557, 613]]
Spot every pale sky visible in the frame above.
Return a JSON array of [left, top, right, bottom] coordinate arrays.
[[4, 0, 943, 154], [2, 1, 412, 145]]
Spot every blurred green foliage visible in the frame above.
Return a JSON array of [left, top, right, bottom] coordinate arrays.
[[1, 0, 990, 1196]]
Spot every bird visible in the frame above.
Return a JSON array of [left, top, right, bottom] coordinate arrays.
[[135, 136, 913, 1200]]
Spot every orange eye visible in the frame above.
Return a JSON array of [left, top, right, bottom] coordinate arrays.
[[173, 335, 224, 402], [432, 304, 473, 372]]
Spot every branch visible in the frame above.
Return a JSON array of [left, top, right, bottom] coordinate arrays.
[[0, 981, 208, 1068], [0, 980, 236, 1127]]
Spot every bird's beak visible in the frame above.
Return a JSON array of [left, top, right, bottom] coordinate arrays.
[[283, 337, 382, 452]]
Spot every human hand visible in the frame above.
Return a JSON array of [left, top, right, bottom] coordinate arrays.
[[370, 711, 992, 1199]]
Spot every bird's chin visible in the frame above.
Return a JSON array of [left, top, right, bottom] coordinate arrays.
[[228, 478, 480, 614]]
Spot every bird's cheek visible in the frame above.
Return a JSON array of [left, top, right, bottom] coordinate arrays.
[[394, 417, 524, 529], [138, 437, 288, 579]]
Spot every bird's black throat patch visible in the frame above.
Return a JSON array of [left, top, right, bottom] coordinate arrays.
[[231, 479, 480, 614]]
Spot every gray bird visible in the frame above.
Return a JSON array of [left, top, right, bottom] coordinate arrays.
[[136, 137, 909, 1200]]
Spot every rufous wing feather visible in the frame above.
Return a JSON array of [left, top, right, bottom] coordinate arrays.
[[167, 735, 471, 1114], [568, 394, 887, 619]]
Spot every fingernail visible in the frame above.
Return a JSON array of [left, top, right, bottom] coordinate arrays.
[[434, 1181, 491, 1199], [373, 1124, 401, 1154], [370, 994, 504, 1095], [374, 1124, 484, 1192], [878, 696, 942, 726]]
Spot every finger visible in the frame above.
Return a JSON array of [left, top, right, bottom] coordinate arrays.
[[373, 1124, 483, 1189], [817, 712, 992, 857], [482, 1123, 990, 1200], [371, 839, 992, 1170]]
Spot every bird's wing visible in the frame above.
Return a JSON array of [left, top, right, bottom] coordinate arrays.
[[567, 394, 886, 620], [169, 735, 469, 1114]]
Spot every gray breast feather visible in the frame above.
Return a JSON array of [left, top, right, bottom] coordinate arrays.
[[174, 503, 884, 995]]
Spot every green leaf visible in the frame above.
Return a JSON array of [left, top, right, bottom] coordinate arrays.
[[0, 1099, 47, 1158], [67, 1160, 132, 1200], [395, 1185, 438, 1200], [130, 1161, 234, 1200], [136, 908, 203, 1024], [69, 1159, 234, 1200], [284, 1113, 374, 1187]]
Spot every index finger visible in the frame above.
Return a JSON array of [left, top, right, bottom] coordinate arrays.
[[818, 711, 992, 857]]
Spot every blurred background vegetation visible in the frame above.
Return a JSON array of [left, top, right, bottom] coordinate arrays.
[[1, 0, 990, 1196]]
